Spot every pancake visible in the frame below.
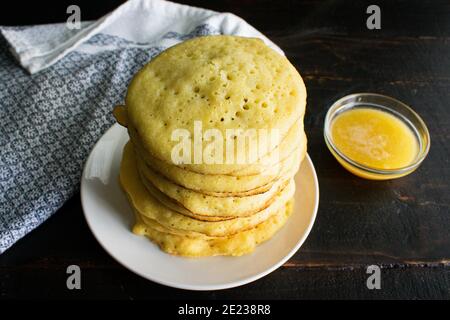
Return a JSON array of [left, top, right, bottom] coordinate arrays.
[[125, 109, 306, 178], [125, 35, 307, 175], [134, 129, 302, 215], [133, 208, 216, 240], [115, 35, 307, 258], [140, 175, 237, 222], [128, 119, 306, 195], [120, 141, 296, 236], [137, 147, 295, 218], [132, 199, 294, 257], [136, 138, 302, 205], [140, 160, 296, 222], [136, 141, 303, 197]]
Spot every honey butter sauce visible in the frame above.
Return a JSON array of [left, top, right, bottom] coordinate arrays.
[[330, 108, 419, 171]]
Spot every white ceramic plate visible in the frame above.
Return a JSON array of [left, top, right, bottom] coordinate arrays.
[[81, 124, 319, 290]]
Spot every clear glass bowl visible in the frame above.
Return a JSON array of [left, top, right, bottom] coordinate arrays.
[[324, 93, 430, 180]]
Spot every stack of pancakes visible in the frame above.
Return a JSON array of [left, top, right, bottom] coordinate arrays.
[[114, 36, 307, 257]]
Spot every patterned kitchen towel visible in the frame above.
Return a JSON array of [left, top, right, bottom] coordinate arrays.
[[0, 0, 283, 253]]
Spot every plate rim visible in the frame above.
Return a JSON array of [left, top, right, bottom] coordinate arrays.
[[81, 123, 319, 291]]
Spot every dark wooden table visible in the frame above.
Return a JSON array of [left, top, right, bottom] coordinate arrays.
[[1, 0, 449, 299]]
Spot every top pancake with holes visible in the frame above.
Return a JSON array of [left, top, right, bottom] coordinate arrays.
[[125, 35, 307, 175]]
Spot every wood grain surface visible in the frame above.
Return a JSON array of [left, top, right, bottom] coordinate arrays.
[[0, 0, 449, 299]]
